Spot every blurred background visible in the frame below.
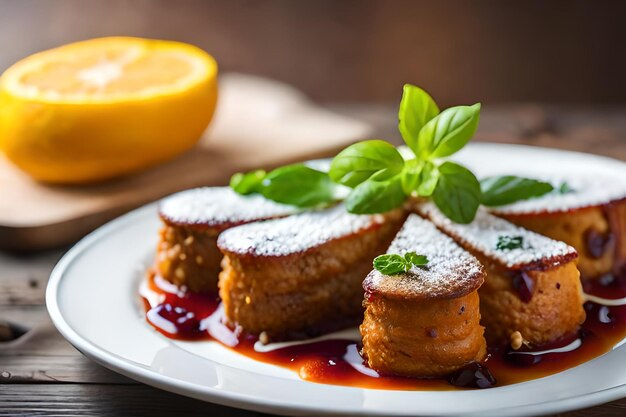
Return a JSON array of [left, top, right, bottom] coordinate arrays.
[[2, 0, 626, 106]]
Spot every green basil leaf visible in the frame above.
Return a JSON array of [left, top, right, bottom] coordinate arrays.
[[400, 159, 424, 195], [404, 252, 429, 267], [558, 181, 575, 194], [261, 164, 335, 207], [398, 84, 440, 154], [373, 254, 409, 275], [417, 103, 481, 159], [432, 161, 481, 224], [417, 161, 439, 197], [329, 140, 405, 188], [345, 176, 406, 214], [230, 169, 267, 195], [496, 235, 524, 251], [480, 176, 554, 207]]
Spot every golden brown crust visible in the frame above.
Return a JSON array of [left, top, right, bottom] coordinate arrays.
[[607, 199, 626, 277], [155, 187, 299, 292], [155, 224, 223, 293], [410, 201, 586, 346], [360, 290, 486, 377], [219, 255, 371, 340], [497, 198, 626, 280], [363, 214, 485, 301], [495, 197, 626, 217], [364, 267, 485, 302], [499, 206, 610, 279], [218, 210, 406, 341], [477, 257, 585, 346]]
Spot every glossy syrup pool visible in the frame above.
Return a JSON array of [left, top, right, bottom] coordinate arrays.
[[140, 272, 626, 391]]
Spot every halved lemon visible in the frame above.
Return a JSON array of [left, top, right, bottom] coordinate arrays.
[[0, 37, 218, 183]]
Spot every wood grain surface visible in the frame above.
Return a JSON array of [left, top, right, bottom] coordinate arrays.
[[1, 104, 625, 416]]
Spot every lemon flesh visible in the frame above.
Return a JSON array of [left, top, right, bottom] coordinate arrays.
[[0, 37, 218, 184]]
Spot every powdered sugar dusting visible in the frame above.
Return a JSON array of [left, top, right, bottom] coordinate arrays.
[[364, 214, 484, 300], [488, 173, 626, 215], [158, 187, 298, 228], [417, 202, 577, 270], [217, 204, 387, 257]]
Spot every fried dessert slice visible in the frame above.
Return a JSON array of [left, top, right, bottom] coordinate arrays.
[[488, 176, 626, 281], [156, 187, 298, 292], [217, 205, 406, 341], [361, 214, 487, 378], [417, 202, 585, 347]]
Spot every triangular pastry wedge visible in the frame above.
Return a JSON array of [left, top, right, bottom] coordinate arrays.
[[361, 214, 487, 377], [489, 177, 626, 281], [416, 202, 585, 347], [360, 214, 487, 377]]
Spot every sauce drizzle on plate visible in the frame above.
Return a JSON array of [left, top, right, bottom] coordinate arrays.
[[140, 271, 626, 390]]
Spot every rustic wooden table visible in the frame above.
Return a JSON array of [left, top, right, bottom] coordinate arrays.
[[1, 105, 626, 416]]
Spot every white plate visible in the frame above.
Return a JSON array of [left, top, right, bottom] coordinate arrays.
[[47, 143, 626, 417]]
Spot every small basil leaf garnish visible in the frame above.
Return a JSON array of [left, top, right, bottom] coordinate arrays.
[[480, 176, 554, 207], [398, 84, 440, 154], [373, 252, 429, 275], [404, 252, 429, 267], [345, 176, 406, 214], [373, 254, 409, 275], [261, 164, 335, 207], [329, 140, 405, 188], [432, 162, 481, 224], [230, 169, 267, 195], [496, 235, 524, 250], [417, 104, 481, 159], [558, 181, 575, 194]]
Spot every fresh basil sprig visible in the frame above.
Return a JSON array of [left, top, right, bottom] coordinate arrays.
[[261, 165, 336, 207], [230, 169, 266, 195], [373, 251, 429, 275], [345, 176, 405, 214], [417, 104, 481, 159], [232, 83, 560, 225], [400, 159, 423, 195], [398, 84, 439, 153], [496, 235, 524, 251], [481, 176, 554, 207], [329, 84, 483, 223], [416, 160, 439, 197], [230, 164, 336, 208], [329, 140, 405, 187], [433, 162, 482, 224], [404, 252, 429, 267]]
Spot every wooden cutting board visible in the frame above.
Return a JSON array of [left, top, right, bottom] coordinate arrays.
[[0, 74, 372, 251]]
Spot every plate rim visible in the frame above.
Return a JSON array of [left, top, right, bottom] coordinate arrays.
[[46, 142, 626, 416]]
